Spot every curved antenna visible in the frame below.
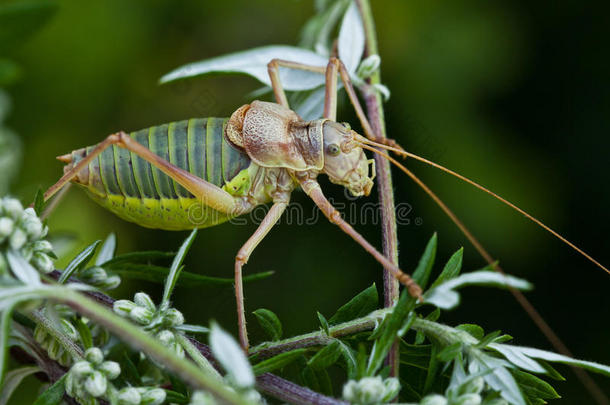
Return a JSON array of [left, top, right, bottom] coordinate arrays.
[[356, 142, 609, 276]]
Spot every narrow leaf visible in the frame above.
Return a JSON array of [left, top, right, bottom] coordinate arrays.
[[74, 318, 93, 349], [101, 250, 174, 266], [338, 0, 365, 73], [95, 233, 116, 265], [0, 366, 40, 405], [164, 390, 189, 404], [209, 322, 254, 389], [412, 233, 437, 290], [329, 283, 378, 324], [0, 302, 17, 387], [174, 324, 209, 334], [512, 369, 560, 401], [32, 374, 66, 405], [317, 312, 330, 335], [33, 188, 45, 216], [430, 247, 463, 289], [162, 229, 197, 305], [308, 340, 342, 370], [437, 342, 462, 362], [59, 240, 101, 284], [6, 250, 40, 285], [252, 309, 282, 341], [253, 349, 307, 375], [160, 46, 328, 91]]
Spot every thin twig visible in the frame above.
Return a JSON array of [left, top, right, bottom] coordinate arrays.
[[355, 0, 401, 377]]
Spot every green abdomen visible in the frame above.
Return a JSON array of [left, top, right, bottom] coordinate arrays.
[[67, 118, 252, 230]]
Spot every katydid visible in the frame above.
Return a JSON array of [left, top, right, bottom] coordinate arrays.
[[43, 57, 607, 352]]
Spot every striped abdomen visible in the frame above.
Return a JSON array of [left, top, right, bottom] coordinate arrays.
[[64, 118, 253, 230]]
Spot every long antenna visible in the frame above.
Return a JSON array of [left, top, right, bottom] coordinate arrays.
[[356, 142, 609, 276], [358, 143, 610, 403]]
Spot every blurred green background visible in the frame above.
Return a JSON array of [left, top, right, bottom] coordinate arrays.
[[2, 0, 609, 401]]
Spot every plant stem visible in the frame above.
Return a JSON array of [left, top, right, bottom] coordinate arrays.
[[355, 0, 401, 377]]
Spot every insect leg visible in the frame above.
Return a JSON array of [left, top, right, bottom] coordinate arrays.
[[234, 198, 288, 351], [267, 59, 325, 109], [299, 178, 422, 299], [45, 132, 246, 215]]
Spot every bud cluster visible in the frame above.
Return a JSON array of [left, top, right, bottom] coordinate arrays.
[[0, 197, 54, 274], [79, 265, 121, 290], [189, 391, 217, 405], [65, 348, 121, 403], [419, 376, 507, 405], [342, 376, 401, 405], [116, 386, 166, 405], [113, 292, 185, 357]]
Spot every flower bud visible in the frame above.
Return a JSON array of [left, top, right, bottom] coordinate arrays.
[[134, 292, 156, 311], [32, 240, 53, 253], [33, 252, 54, 273], [3, 198, 23, 219], [0, 217, 14, 238], [46, 339, 62, 360], [118, 387, 142, 405], [71, 361, 94, 377], [170, 342, 185, 358], [129, 306, 154, 325], [156, 329, 175, 345], [99, 360, 121, 379], [485, 400, 508, 405], [459, 376, 485, 395], [381, 377, 401, 402], [114, 299, 136, 316], [356, 54, 381, 79], [343, 377, 388, 405], [84, 347, 104, 365], [23, 217, 43, 239], [84, 370, 107, 397], [102, 274, 121, 289], [420, 394, 448, 405], [140, 387, 166, 405], [189, 391, 217, 405], [80, 266, 108, 283], [59, 350, 73, 367], [455, 393, 482, 405], [9, 228, 27, 250], [164, 308, 184, 326], [33, 324, 49, 344]]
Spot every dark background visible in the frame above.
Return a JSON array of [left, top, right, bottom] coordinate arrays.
[[3, 0, 609, 402]]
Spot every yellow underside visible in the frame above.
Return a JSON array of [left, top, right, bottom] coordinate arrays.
[[87, 193, 235, 230]]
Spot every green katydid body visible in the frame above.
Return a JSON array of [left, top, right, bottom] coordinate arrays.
[[62, 117, 267, 230]]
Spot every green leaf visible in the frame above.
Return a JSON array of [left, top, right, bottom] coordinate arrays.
[[74, 318, 92, 349], [0, 0, 58, 53], [366, 289, 416, 376], [252, 309, 282, 341], [399, 341, 432, 370], [415, 309, 440, 344], [0, 366, 40, 405], [475, 330, 502, 349], [32, 374, 66, 405], [423, 344, 441, 394], [164, 390, 189, 404], [59, 240, 101, 284], [512, 370, 560, 402], [33, 188, 45, 216], [120, 352, 141, 385], [488, 343, 545, 374], [308, 340, 342, 370], [111, 263, 273, 287], [456, 324, 485, 340], [329, 283, 378, 325], [412, 233, 437, 290], [470, 351, 525, 405], [537, 360, 565, 381], [424, 271, 532, 309], [437, 342, 462, 362], [337, 0, 365, 73], [95, 233, 116, 266], [162, 229, 197, 306], [253, 349, 307, 375], [101, 250, 174, 266], [317, 312, 330, 335], [430, 247, 463, 289], [160, 46, 328, 91], [338, 340, 358, 379]]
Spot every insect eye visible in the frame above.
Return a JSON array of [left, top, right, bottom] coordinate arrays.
[[327, 143, 341, 156], [341, 122, 351, 130]]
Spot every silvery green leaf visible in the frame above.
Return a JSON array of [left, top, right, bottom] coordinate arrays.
[[59, 240, 102, 284], [6, 250, 40, 285], [0, 301, 17, 387], [95, 233, 116, 266], [162, 229, 197, 306], [161, 46, 328, 91], [338, 1, 365, 74], [491, 344, 610, 377], [488, 343, 545, 374], [469, 352, 525, 405], [424, 271, 532, 309], [0, 366, 41, 405], [209, 322, 254, 389], [291, 86, 326, 120], [174, 324, 209, 334]]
